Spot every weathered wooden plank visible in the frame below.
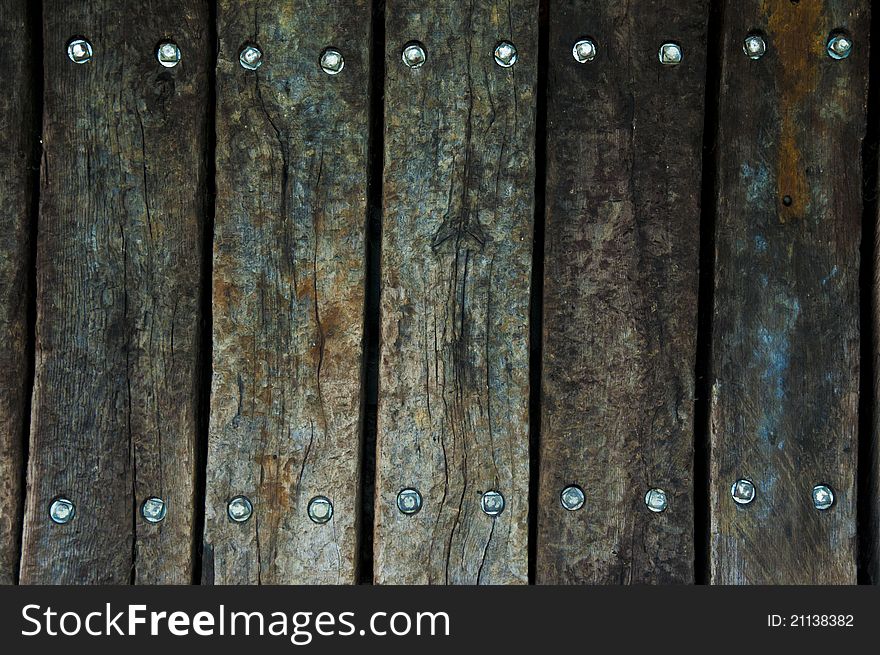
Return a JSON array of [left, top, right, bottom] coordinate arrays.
[[710, 0, 869, 584], [873, 155, 880, 584], [203, 0, 370, 584], [374, 1, 537, 584], [536, 2, 709, 584], [20, 0, 209, 584], [0, 0, 36, 585]]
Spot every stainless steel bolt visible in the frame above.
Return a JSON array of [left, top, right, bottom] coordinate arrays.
[[731, 479, 756, 505], [560, 485, 585, 511], [308, 496, 333, 524], [49, 497, 75, 524], [659, 42, 683, 66], [402, 41, 427, 69], [239, 43, 263, 70], [67, 38, 93, 65], [812, 484, 835, 511], [320, 47, 345, 75], [645, 488, 668, 513], [572, 39, 597, 63], [743, 34, 767, 60], [141, 496, 167, 523], [481, 490, 505, 516], [494, 41, 518, 68], [157, 41, 181, 68], [397, 488, 423, 515], [827, 33, 852, 60], [227, 495, 253, 523]]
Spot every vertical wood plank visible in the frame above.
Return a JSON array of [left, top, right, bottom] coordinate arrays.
[[536, 2, 709, 583], [710, 0, 869, 584], [0, 0, 36, 584], [20, 0, 209, 584], [204, 1, 370, 584], [374, 1, 538, 584], [873, 142, 880, 584]]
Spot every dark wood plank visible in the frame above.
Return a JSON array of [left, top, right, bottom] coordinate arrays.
[[203, 0, 370, 584], [536, 2, 709, 584], [0, 0, 36, 585], [374, 0, 537, 584], [873, 171, 880, 584], [710, 0, 869, 584], [20, 0, 209, 584]]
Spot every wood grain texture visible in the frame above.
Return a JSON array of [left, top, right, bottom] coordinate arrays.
[[374, 0, 537, 584], [536, 1, 709, 584], [20, 0, 209, 584], [203, 0, 370, 584], [0, 0, 36, 585], [873, 143, 880, 584], [710, 0, 869, 584]]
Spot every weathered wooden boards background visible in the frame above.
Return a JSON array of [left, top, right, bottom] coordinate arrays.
[[710, 0, 869, 584], [537, 0, 709, 584], [373, 0, 537, 585], [204, 0, 370, 584], [19, 0, 210, 583], [0, 0, 878, 585]]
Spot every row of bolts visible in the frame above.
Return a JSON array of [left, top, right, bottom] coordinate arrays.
[[54, 29, 850, 528], [45, 480, 836, 525], [65, 30, 854, 71]]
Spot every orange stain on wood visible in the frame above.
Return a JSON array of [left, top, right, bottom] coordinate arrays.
[[212, 275, 241, 316], [257, 454, 296, 512], [763, 0, 824, 220]]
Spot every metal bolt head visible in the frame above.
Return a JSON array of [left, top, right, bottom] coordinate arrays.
[[227, 495, 253, 523], [731, 479, 756, 505], [320, 47, 345, 75], [397, 488, 423, 515], [560, 485, 585, 511], [157, 41, 181, 68], [239, 43, 263, 70], [141, 496, 167, 523], [572, 39, 597, 63], [494, 41, 518, 68], [743, 34, 767, 60], [402, 41, 426, 69], [827, 33, 852, 60], [659, 42, 683, 66], [67, 38, 93, 64], [812, 484, 835, 511], [481, 490, 505, 516], [645, 488, 668, 513], [308, 496, 333, 524], [49, 497, 75, 524]]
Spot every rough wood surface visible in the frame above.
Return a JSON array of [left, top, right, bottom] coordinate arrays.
[[710, 0, 869, 584], [374, 0, 537, 584], [536, 1, 709, 584], [873, 138, 880, 584], [0, 0, 36, 585], [20, 0, 209, 584], [203, 0, 370, 584]]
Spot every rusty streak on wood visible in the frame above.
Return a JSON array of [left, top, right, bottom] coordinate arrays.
[[767, 0, 824, 219], [203, 0, 370, 584], [374, 0, 537, 584], [536, 1, 709, 584], [0, 0, 36, 584], [710, 0, 868, 584], [19, 0, 209, 583]]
